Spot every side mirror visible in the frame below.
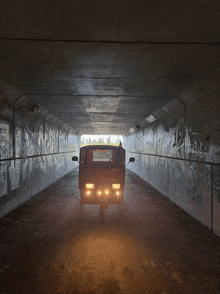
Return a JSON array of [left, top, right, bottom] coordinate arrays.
[[126, 157, 135, 166], [129, 157, 135, 162], [72, 156, 78, 161]]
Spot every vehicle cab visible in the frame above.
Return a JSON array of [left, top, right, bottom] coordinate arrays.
[[72, 145, 131, 207]]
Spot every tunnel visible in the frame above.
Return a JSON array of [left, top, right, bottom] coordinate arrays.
[[0, 1, 220, 293]]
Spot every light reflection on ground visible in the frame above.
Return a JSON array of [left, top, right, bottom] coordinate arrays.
[[1, 170, 220, 294], [39, 227, 165, 294]]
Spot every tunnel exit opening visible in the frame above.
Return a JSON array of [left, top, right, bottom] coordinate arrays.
[[80, 135, 123, 147]]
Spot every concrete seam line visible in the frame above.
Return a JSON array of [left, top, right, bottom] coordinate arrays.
[[211, 164, 214, 232], [176, 96, 186, 160], [13, 94, 23, 159]]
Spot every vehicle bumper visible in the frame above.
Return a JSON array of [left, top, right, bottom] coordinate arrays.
[[80, 189, 123, 205]]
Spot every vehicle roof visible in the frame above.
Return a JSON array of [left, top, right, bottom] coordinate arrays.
[[80, 145, 124, 150]]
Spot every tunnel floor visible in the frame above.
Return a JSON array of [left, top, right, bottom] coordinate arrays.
[[0, 169, 220, 294]]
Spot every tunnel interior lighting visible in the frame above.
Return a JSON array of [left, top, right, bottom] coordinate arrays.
[[129, 125, 140, 133], [129, 128, 136, 133], [98, 191, 102, 195], [32, 105, 40, 113], [105, 191, 109, 194], [145, 114, 157, 123], [87, 191, 91, 195]]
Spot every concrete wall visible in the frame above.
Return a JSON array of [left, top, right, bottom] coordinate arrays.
[[0, 97, 80, 218], [124, 86, 220, 237]]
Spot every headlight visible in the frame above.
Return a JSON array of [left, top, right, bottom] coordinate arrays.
[[85, 183, 95, 189], [112, 184, 120, 189]]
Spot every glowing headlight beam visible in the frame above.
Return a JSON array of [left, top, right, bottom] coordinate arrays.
[[86, 183, 95, 189], [112, 184, 120, 189]]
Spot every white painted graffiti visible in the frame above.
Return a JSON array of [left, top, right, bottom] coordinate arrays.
[[0, 122, 10, 159]]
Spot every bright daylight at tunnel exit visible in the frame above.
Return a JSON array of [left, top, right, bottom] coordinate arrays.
[[0, 0, 220, 293]]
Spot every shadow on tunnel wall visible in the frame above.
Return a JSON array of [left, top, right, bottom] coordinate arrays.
[[0, 98, 80, 218], [124, 90, 220, 237]]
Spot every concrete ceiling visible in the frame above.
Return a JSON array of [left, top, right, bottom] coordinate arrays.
[[1, 0, 220, 135]]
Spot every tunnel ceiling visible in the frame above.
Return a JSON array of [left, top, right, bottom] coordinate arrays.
[[1, 0, 220, 135]]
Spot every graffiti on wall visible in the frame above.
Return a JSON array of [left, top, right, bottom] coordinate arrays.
[[59, 129, 68, 153], [44, 124, 59, 154], [185, 124, 215, 161], [0, 161, 8, 197], [8, 160, 20, 191], [0, 122, 10, 159], [15, 127, 22, 158]]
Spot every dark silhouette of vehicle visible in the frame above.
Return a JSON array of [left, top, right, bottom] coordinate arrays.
[[72, 145, 135, 215]]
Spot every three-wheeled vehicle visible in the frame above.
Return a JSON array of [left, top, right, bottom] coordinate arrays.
[[72, 144, 134, 215]]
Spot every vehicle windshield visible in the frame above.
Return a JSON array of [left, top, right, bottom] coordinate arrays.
[[85, 148, 123, 166], [93, 149, 113, 161]]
